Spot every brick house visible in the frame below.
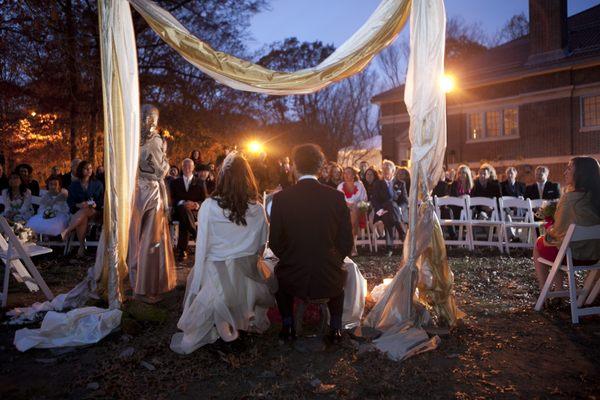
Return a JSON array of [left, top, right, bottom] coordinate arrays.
[[372, 0, 600, 184]]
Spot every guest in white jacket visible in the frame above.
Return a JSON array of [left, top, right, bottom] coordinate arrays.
[[337, 166, 367, 254], [27, 176, 70, 236]]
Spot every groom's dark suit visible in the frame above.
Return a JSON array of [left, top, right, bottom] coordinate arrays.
[[269, 177, 353, 330]]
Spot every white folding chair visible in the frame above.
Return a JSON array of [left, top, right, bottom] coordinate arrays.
[[434, 195, 472, 250], [29, 195, 69, 251], [370, 210, 403, 252], [0, 216, 53, 307], [355, 210, 372, 253], [535, 224, 600, 323], [467, 197, 504, 253], [499, 197, 544, 254]]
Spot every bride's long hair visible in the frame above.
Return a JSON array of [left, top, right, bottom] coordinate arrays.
[[211, 152, 260, 226]]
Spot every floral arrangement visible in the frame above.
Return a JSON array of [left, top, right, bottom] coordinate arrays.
[[43, 208, 56, 219], [357, 200, 371, 213], [535, 200, 558, 229], [6, 220, 35, 243]]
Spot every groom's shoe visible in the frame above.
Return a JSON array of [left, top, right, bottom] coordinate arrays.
[[278, 326, 296, 343], [324, 328, 343, 346]]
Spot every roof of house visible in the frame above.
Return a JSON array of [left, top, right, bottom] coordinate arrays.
[[372, 4, 600, 104]]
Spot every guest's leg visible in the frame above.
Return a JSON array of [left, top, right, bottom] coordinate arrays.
[[176, 205, 195, 253], [275, 289, 294, 327], [327, 290, 345, 330]]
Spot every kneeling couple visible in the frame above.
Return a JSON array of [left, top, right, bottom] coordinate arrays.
[[171, 144, 353, 354]]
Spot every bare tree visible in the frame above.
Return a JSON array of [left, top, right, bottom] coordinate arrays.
[[376, 38, 410, 90], [491, 13, 529, 46]]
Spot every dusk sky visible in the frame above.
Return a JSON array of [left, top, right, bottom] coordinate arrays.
[[248, 0, 600, 51]]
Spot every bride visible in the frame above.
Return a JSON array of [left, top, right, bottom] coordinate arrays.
[[171, 152, 274, 354]]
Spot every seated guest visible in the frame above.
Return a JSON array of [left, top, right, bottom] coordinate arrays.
[[16, 163, 40, 196], [278, 157, 294, 189], [51, 165, 61, 176], [323, 162, 343, 188], [62, 158, 81, 189], [190, 149, 206, 174], [1, 173, 34, 222], [395, 166, 411, 195], [471, 163, 502, 219], [337, 166, 367, 254], [358, 161, 369, 185], [170, 158, 207, 260], [433, 168, 451, 198], [196, 164, 215, 195], [318, 164, 330, 185], [450, 164, 473, 197], [61, 160, 104, 257], [95, 165, 105, 186], [501, 167, 526, 198], [270, 144, 353, 344], [27, 176, 69, 236], [363, 167, 379, 201], [471, 163, 502, 198], [392, 166, 409, 227], [445, 168, 456, 184], [372, 160, 405, 256], [525, 165, 561, 200], [533, 157, 600, 291], [165, 165, 180, 187]]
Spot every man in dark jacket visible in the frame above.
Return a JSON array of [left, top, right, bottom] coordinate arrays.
[[269, 144, 353, 344], [170, 158, 207, 260], [500, 167, 526, 198], [524, 166, 561, 200]]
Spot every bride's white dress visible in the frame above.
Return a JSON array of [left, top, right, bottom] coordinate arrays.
[[170, 198, 274, 354]]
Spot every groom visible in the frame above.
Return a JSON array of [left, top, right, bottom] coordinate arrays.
[[269, 144, 353, 344]]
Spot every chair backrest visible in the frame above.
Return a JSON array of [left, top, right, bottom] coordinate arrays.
[[468, 196, 500, 221], [434, 195, 468, 220], [529, 199, 545, 209], [499, 197, 533, 221], [569, 224, 600, 242]]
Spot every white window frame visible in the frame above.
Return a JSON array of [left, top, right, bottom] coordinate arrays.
[[466, 106, 520, 143], [580, 94, 600, 132]]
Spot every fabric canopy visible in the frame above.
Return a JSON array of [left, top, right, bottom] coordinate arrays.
[[13, 0, 461, 358], [128, 0, 410, 94]]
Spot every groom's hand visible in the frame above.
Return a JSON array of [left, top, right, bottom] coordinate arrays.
[[184, 201, 199, 211]]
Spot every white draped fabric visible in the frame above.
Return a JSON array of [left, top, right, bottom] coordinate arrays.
[[12, 0, 451, 361], [364, 0, 447, 360]]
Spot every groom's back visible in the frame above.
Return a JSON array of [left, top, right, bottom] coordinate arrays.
[[269, 178, 353, 299]]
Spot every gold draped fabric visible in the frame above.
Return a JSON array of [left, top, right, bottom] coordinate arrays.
[[127, 0, 410, 94]]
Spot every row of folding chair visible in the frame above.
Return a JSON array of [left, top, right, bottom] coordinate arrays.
[[434, 195, 545, 253], [355, 210, 404, 253]]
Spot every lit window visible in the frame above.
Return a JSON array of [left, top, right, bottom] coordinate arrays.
[[486, 111, 501, 137], [504, 108, 518, 136], [467, 107, 519, 141], [468, 113, 483, 140], [582, 95, 600, 128]]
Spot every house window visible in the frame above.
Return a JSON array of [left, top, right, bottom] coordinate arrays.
[[581, 95, 600, 129], [468, 113, 483, 140], [503, 107, 518, 136], [467, 107, 519, 141]]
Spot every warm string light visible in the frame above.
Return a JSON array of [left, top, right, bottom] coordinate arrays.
[[247, 140, 264, 154]]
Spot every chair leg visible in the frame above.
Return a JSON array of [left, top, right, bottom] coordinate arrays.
[[585, 271, 600, 306], [578, 270, 598, 307], [535, 260, 561, 311], [567, 263, 579, 324], [2, 262, 10, 308]]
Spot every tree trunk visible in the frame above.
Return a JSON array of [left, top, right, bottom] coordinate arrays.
[[64, 0, 79, 160], [88, 76, 99, 163]]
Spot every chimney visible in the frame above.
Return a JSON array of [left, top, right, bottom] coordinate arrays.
[[527, 0, 569, 65]]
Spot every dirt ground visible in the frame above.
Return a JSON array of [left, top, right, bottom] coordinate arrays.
[[1, 248, 599, 400]]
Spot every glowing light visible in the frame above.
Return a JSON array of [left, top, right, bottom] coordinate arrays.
[[383, 278, 393, 286], [30, 111, 37, 117], [247, 140, 264, 154], [440, 74, 455, 93]]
